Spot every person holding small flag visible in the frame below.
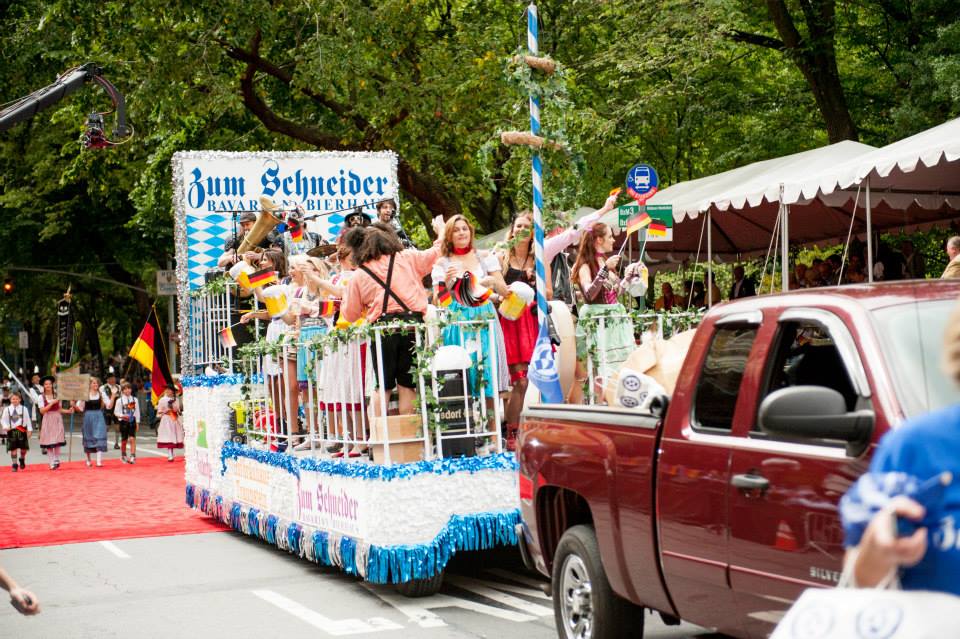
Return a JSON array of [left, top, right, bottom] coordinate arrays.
[[568, 223, 635, 404], [289, 254, 332, 450], [240, 248, 302, 448], [114, 383, 140, 463]]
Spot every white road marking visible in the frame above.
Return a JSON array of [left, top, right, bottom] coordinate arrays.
[[445, 575, 553, 615], [475, 571, 552, 601], [99, 541, 131, 559], [252, 589, 402, 635], [368, 588, 537, 627], [484, 569, 551, 591]]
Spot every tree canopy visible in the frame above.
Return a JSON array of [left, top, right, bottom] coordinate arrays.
[[1, 0, 958, 373]]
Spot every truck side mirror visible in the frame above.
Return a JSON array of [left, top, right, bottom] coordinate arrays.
[[758, 386, 873, 455]]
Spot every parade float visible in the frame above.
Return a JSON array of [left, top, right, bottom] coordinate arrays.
[[173, 149, 522, 594]]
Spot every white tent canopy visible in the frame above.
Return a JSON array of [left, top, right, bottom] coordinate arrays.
[[636, 117, 960, 290], [652, 140, 876, 221], [785, 116, 960, 207]]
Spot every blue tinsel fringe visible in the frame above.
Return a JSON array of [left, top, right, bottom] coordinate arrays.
[[221, 441, 301, 478], [185, 483, 519, 585], [221, 441, 517, 481], [181, 373, 263, 388]]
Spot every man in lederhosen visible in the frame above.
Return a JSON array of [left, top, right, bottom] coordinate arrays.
[[218, 211, 282, 346]]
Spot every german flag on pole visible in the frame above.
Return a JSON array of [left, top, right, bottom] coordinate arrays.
[[129, 307, 175, 405], [247, 269, 278, 289], [626, 212, 652, 235], [318, 300, 340, 317], [648, 221, 667, 237]]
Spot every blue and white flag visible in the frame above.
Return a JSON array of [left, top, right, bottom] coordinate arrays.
[[528, 321, 563, 403]]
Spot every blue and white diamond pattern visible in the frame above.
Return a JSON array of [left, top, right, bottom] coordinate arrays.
[[187, 213, 233, 289]]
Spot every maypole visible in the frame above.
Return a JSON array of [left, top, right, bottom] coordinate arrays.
[[499, 2, 563, 402], [527, 4, 549, 334]]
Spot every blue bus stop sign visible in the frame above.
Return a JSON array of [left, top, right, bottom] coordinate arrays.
[[625, 164, 659, 203]]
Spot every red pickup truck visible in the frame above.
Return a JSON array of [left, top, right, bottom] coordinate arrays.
[[518, 280, 960, 639]]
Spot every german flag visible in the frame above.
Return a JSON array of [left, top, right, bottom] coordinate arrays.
[[318, 300, 340, 317], [648, 222, 667, 237], [129, 307, 175, 405], [247, 269, 278, 288], [626, 212, 651, 235], [289, 222, 304, 243], [437, 283, 453, 307]]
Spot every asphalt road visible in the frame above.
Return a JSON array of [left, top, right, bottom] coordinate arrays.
[[1, 531, 717, 638]]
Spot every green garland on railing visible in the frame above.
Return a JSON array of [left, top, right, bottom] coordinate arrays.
[[236, 314, 494, 435], [574, 308, 705, 398], [190, 274, 231, 299]]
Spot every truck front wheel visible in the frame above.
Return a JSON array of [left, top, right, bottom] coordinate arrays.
[[552, 525, 644, 639]]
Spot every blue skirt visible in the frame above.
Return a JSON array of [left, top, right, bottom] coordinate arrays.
[[297, 324, 327, 382], [81, 410, 108, 453], [441, 300, 510, 398]]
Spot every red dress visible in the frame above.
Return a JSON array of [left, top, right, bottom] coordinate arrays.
[[498, 265, 540, 382]]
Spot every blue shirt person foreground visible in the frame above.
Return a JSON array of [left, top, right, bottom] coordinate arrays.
[[841, 298, 960, 593]]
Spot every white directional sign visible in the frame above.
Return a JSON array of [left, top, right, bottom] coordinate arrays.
[[156, 270, 178, 296]]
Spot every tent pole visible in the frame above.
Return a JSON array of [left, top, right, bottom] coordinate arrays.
[[780, 184, 789, 292], [866, 177, 873, 283], [707, 209, 713, 306]]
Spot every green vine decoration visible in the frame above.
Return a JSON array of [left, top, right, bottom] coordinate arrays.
[[576, 308, 705, 399], [478, 47, 588, 223], [234, 313, 498, 437], [190, 274, 230, 299]]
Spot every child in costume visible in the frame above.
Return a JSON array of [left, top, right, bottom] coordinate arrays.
[[114, 383, 140, 464], [2, 392, 32, 472], [37, 376, 68, 469], [155, 387, 184, 461]]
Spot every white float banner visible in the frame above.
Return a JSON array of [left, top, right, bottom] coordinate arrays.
[[298, 471, 370, 539], [174, 150, 398, 290]]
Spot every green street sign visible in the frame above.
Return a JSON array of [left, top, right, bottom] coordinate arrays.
[[645, 204, 673, 226], [616, 203, 639, 228]]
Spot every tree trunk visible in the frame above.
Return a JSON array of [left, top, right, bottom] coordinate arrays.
[[729, 0, 859, 143]]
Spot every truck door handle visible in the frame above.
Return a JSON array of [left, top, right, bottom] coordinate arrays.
[[731, 473, 769, 491]]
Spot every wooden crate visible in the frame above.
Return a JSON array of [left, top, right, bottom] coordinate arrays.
[[370, 415, 423, 464]]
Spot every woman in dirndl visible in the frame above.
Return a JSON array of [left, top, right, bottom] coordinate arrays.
[[318, 244, 370, 456], [37, 376, 69, 469], [433, 215, 511, 405], [74, 377, 108, 467], [568, 222, 635, 404], [156, 386, 184, 460], [241, 248, 300, 449], [496, 211, 550, 448], [288, 254, 330, 450]]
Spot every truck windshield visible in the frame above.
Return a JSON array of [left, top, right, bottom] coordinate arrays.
[[872, 299, 960, 418]]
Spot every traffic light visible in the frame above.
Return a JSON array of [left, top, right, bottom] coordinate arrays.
[[2, 277, 13, 295]]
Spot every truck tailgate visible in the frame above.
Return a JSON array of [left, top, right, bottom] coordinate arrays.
[[520, 404, 675, 615]]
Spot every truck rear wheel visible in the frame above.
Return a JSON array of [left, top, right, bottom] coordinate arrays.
[[394, 569, 444, 597], [552, 525, 644, 639]]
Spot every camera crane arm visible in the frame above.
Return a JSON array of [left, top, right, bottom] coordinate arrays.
[[0, 63, 131, 144]]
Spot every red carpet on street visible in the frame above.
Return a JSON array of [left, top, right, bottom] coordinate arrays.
[[0, 457, 226, 549]]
